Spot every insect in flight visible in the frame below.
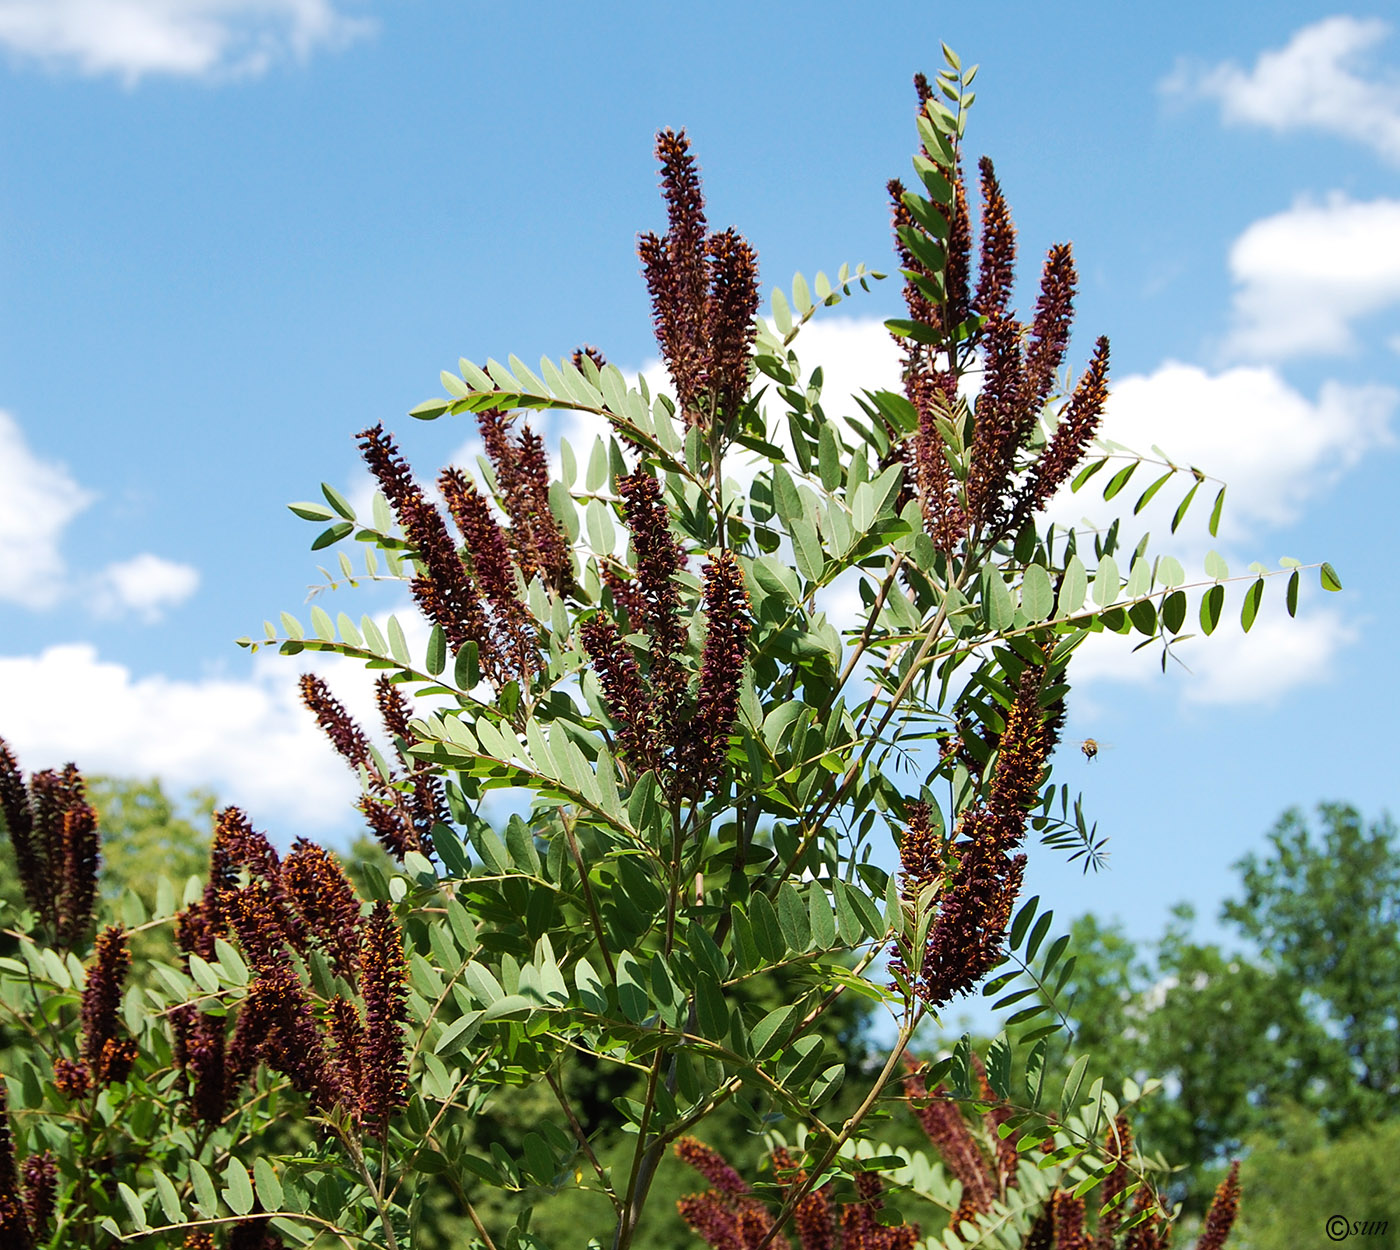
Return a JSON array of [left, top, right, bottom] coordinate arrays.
[[1078, 738, 1114, 762]]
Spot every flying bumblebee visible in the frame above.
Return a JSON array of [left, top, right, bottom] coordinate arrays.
[[1078, 738, 1113, 761]]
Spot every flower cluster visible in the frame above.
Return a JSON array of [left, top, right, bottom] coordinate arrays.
[[887, 79, 1111, 551], [229, 1220, 286, 1249], [0, 738, 100, 948], [357, 423, 504, 679], [638, 129, 760, 431], [892, 669, 1052, 1007], [581, 473, 752, 799], [356, 900, 411, 1128], [471, 406, 573, 594], [298, 672, 444, 859], [170, 813, 408, 1135], [572, 344, 607, 374], [0, 1081, 55, 1249], [281, 838, 364, 982], [675, 1138, 920, 1249], [1196, 1163, 1242, 1250], [79, 925, 138, 1087]]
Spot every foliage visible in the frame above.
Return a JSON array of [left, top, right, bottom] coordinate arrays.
[[1233, 1110, 1400, 1250], [0, 45, 1313, 1249]]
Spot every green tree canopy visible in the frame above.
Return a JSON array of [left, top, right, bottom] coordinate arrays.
[[1037, 803, 1399, 1210]]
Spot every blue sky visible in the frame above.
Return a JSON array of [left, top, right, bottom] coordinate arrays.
[[1, 2, 1397, 956]]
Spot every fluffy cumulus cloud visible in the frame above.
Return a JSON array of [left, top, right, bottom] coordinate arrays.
[[93, 552, 201, 622], [0, 605, 433, 838], [1065, 593, 1357, 708], [0, 408, 202, 618], [1044, 362, 1390, 704], [0, 409, 95, 609], [1164, 15, 1400, 164], [0, 0, 373, 83], [1054, 361, 1396, 540], [1223, 194, 1400, 361]]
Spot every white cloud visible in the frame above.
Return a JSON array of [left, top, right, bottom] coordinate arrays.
[[1164, 16, 1400, 164], [0, 409, 95, 609], [1042, 361, 1386, 703], [94, 552, 200, 621], [1031, 360, 1391, 706], [0, 604, 437, 839], [1057, 361, 1396, 540], [1064, 592, 1356, 708], [0, 643, 355, 834], [0, 0, 372, 83], [780, 317, 904, 418], [0, 408, 204, 619], [1224, 194, 1400, 360]]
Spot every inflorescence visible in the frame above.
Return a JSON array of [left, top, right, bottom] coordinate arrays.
[[676, 1137, 920, 1249], [638, 129, 760, 432], [169, 810, 409, 1136], [887, 78, 1111, 554], [891, 669, 1054, 1007], [0, 738, 100, 949], [582, 475, 752, 800], [298, 672, 444, 860], [0, 1080, 56, 1250]]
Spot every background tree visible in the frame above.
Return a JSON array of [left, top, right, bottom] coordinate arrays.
[[1023, 803, 1399, 1216]]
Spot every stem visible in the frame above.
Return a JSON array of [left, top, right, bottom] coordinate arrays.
[[342, 1127, 400, 1250], [546, 1069, 620, 1211], [611, 1047, 666, 1250], [561, 807, 616, 981]]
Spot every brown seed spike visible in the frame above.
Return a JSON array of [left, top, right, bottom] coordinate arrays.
[[705, 227, 760, 425], [966, 313, 1026, 532], [675, 1137, 750, 1198], [80, 926, 132, 1087], [358, 900, 410, 1131], [641, 129, 711, 424], [299, 674, 373, 770], [889, 178, 940, 334], [0, 739, 43, 922], [1095, 1114, 1134, 1250], [55, 781, 100, 948], [1052, 1190, 1089, 1250], [282, 839, 363, 983], [898, 801, 945, 899], [974, 156, 1017, 321], [357, 424, 501, 677], [905, 670, 1050, 1005], [617, 470, 690, 750], [1018, 335, 1111, 522], [903, 1059, 998, 1214], [1022, 243, 1078, 424], [572, 344, 607, 373], [581, 612, 657, 775], [248, 966, 342, 1111], [21, 1152, 56, 1240], [684, 549, 752, 794], [170, 1005, 228, 1124], [945, 169, 973, 338], [1196, 1161, 1242, 1250], [0, 1080, 32, 1250], [438, 468, 537, 678]]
